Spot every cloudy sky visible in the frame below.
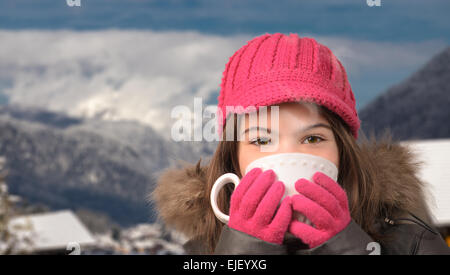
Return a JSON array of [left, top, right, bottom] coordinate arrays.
[[0, 0, 448, 135]]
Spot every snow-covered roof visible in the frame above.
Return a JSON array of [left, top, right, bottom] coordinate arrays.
[[9, 210, 96, 252], [401, 139, 450, 226]]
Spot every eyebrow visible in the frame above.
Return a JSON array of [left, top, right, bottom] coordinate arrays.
[[241, 123, 331, 136], [297, 123, 332, 133], [241, 126, 271, 136]]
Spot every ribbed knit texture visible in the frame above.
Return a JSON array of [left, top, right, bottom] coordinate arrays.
[[217, 33, 360, 138]]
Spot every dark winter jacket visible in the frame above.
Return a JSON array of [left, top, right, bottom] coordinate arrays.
[[152, 140, 450, 255]]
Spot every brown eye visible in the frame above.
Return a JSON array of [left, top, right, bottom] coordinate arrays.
[[250, 137, 271, 146], [303, 135, 323, 144]]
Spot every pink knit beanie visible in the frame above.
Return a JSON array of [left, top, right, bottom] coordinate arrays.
[[217, 33, 360, 138]]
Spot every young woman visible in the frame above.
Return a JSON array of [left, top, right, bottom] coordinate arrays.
[[152, 33, 450, 254]]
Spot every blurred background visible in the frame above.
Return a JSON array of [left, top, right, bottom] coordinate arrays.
[[0, 0, 449, 254]]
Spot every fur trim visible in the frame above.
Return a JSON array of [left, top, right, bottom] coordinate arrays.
[[151, 139, 433, 239], [359, 139, 432, 223], [151, 160, 210, 239]]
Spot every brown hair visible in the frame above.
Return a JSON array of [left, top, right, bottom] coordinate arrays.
[[201, 104, 383, 253]]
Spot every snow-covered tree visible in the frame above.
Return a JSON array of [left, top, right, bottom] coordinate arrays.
[[0, 156, 35, 254]]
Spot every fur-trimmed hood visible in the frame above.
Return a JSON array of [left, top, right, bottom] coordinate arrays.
[[151, 139, 434, 243]]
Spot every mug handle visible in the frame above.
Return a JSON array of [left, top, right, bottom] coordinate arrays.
[[210, 173, 240, 224]]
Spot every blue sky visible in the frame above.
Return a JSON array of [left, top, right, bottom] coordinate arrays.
[[1, 0, 449, 42], [0, 0, 448, 134]]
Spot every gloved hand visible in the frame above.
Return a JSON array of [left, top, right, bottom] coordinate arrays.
[[289, 171, 351, 248], [228, 168, 292, 245]]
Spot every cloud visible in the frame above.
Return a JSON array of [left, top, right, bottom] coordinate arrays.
[[315, 36, 447, 76], [0, 29, 251, 135], [0, 29, 446, 137]]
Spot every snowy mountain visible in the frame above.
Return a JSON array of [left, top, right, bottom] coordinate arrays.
[[0, 105, 215, 226], [359, 47, 450, 141]]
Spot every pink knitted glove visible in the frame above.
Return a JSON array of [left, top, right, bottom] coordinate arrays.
[[289, 171, 351, 248], [228, 168, 292, 245]]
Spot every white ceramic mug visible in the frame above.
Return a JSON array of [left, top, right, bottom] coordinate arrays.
[[210, 153, 339, 224]]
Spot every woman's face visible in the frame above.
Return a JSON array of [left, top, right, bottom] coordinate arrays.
[[237, 102, 339, 177]]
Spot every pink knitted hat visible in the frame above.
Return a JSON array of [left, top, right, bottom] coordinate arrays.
[[217, 33, 360, 138]]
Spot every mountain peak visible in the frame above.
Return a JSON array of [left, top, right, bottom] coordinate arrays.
[[410, 46, 450, 81], [359, 46, 450, 141]]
